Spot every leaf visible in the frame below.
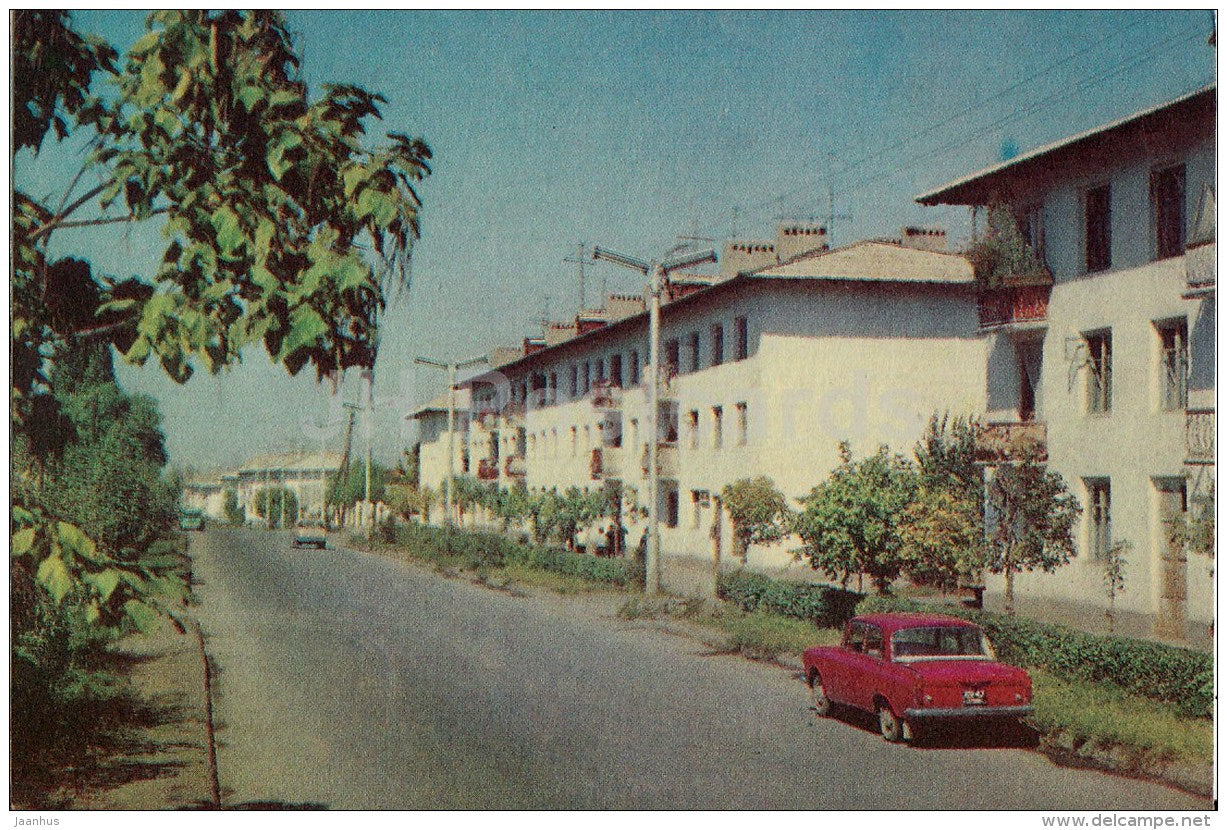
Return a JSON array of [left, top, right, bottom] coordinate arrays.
[[278, 305, 328, 360], [211, 205, 243, 255], [267, 131, 302, 181], [123, 599, 160, 633], [11, 528, 36, 557], [237, 84, 264, 112], [268, 89, 299, 108], [85, 568, 122, 603], [56, 520, 103, 562], [36, 554, 73, 603]]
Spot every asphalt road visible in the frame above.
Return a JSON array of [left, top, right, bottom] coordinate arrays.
[[191, 528, 1208, 810]]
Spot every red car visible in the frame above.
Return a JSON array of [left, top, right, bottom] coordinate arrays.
[[803, 612, 1033, 743]]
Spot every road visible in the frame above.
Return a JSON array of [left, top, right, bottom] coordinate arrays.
[[191, 528, 1207, 810]]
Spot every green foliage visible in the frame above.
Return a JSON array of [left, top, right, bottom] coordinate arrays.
[[253, 487, 298, 528], [913, 413, 981, 494], [984, 453, 1081, 612], [1169, 485, 1215, 559], [1102, 539, 1130, 633], [717, 570, 862, 627], [793, 442, 918, 594], [897, 487, 985, 593], [223, 489, 244, 525], [329, 461, 390, 507], [721, 476, 791, 561], [965, 202, 1049, 288], [720, 611, 822, 662], [857, 595, 1213, 719]]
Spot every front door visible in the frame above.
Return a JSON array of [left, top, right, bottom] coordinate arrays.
[[1155, 478, 1189, 640]]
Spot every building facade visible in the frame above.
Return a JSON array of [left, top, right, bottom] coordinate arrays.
[[918, 85, 1216, 645]]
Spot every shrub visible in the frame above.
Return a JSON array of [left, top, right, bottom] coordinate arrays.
[[718, 570, 862, 628], [508, 545, 628, 585], [857, 595, 1213, 718]]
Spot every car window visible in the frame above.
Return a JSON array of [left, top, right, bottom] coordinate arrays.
[[891, 626, 993, 662], [864, 625, 884, 660], [845, 621, 866, 653]]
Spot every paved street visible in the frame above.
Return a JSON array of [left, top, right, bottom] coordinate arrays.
[[191, 528, 1207, 810]]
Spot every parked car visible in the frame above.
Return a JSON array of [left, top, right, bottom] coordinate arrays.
[[178, 508, 206, 532], [292, 520, 327, 549], [803, 612, 1033, 743]]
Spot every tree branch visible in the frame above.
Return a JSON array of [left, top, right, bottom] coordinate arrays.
[[54, 208, 169, 231], [27, 179, 112, 243]]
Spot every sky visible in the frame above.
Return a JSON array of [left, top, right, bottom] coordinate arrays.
[[15, 10, 1217, 474]]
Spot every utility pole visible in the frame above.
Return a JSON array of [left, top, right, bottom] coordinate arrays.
[[563, 243, 588, 312], [415, 354, 488, 528], [592, 245, 717, 595], [363, 368, 374, 525]]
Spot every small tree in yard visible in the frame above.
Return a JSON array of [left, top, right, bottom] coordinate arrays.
[[793, 443, 918, 594], [984, 452, 1080, 614], [721, 477, 791, 563], [914, 413, 981, 494], [1102, 539, 1130, 634], [898, 487, 985, 593], [223, 489, 244, 525]]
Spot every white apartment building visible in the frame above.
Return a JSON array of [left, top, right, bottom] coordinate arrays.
[[232, 451, 343, 521], [917, 84, 1216, 646], [416, 224, 987, 568]]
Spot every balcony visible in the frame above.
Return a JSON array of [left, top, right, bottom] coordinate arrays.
[[640, 442, 678, 478], [501, 402, 526, 426], [974, 421, 1048, 464], [1186, 409, 1215, 465], [476, 458, 499, 481], [977, 284, 1051, 332], [591, 379, 622, 409], [1185, 242, 1216, 298], [504, 454, 526, 478]]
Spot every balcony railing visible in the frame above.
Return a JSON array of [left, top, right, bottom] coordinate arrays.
[[1185, 241, 1216, 298], [476, 458, 499, 481], [640, 442, 678, 478], [974, 421, 1048, 463], [592, 380, 622, 409], [504, 454, 526, 478], [977, 284, 1051, 331], [1186, 409, 1215, 465]]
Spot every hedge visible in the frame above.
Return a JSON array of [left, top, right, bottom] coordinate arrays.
[[857, 595, 1213, 719], [384, 521, 630, 585], [718, 570, 863, 628]]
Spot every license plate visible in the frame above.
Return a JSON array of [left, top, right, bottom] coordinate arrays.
[[962, 689, 986, 706]]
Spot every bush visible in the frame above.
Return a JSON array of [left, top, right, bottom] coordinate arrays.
[[508, 545, 629, 585], [857, 596, 1213, 718], [718, 570, 862, 628]]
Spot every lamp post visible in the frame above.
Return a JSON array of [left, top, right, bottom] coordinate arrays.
[[415, 354, 488, 528], [592, 245, 717, 595]]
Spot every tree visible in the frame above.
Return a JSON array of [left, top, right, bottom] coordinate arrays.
[[254, 487, 298, 529], [914, 413, 981, 495], [984, 453, 1080, 614], [897, 487, 985, 593], [964, 201, 1048, 288], [721, 476, 791, 563], [793, 443, 918, 594], [12, 10, 431, 628], [1169, 484, 1215, 560], [223, 490, 244, 525], [1102, 539, 1130, 634]]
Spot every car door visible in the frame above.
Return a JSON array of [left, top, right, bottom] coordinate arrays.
[[844, 623, 888, 712], [821, 621, 862, 704]]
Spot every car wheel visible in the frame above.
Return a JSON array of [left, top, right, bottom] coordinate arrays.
[[878, 702, 906, 743], [808, 671, 833, 717]]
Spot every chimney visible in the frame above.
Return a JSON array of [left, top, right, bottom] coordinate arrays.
[[606, 293, 646, 322], [543, 321, 578, 347], [719, 239, 777, 278], [900, 226, 947, 253], [775, 221, 829, 262], [522, 337, 546, 355], [576, 310, 608, 336]]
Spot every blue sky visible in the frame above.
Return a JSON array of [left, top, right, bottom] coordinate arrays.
[[16, 10, 1216, 472]]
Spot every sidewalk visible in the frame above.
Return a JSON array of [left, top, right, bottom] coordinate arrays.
[[59, 617, 215, 810]]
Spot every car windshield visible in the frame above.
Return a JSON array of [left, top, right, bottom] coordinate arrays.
[[891, 626, 994, 662]]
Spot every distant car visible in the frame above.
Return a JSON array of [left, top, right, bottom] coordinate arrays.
[[803, 612, 1033, 743], [178, 509, 206, 532], [292, 520, 327, 549]]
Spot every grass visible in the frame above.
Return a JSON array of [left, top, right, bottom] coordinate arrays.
[[1028, 669, 1212, 766], [487, 562, 625, 595]]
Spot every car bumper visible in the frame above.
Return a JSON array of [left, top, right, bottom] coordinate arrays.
[[904, 705, 1033, 719]]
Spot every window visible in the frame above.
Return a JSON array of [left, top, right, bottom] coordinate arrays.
[[630, 350, 640, 385], [691, 490, 702, 529], [664, 339, 680, 378], [864, 625, 884, 660], [735, 402, 747, 446], [688, 331, 700, 373], [1019, 204, 1046, 268], [686, 410, 699, 450], [665, 488, 679, 529], [1085, 330, 1112, 413], [548, 371, 557, 405], [1086, 478, 1111, 559], [610, 354, 623, 388], [1152, 164, 1186, 260], [629, 418, 639, 453], [734, 316, 749, 360], [712, 405, 723, 448], [1157, 320, 1189, 411], [596, 358, 605, 383], [569, 365, 578, 398], [582, 362, 591, 394], [711, 324, 724, 366], [1085, 184, 1112, 273]]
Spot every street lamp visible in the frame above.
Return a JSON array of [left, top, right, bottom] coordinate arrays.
[[415, 354, 488, 528], [592, 245, 717, 595]]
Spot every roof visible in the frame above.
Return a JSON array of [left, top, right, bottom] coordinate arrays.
[[465, 239, 974, 384], [237, 450, 343, 474], [406, 388, 472, 420], [916, 84, 1216, 206], [853, 612, 980, 633], [755, 239, 973, 284]]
